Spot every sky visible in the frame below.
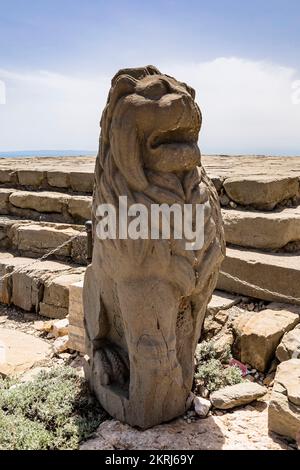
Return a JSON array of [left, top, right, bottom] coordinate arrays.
[[0, 0, 300, 155]]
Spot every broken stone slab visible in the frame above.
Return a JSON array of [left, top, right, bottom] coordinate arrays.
[[0, 254, 33, 305], [223, 176, 300, 210], [222, 207, 300, 250], [11, 223, 79, 258], [233, 303, 300, 372], [43, 271, 85, 310], [12, 260, 72, 312], [276, 325, 300, 362], [0, 252, 85, 316], [217, 247, 300, 305], [0, 328, 51, 376], [210, 382, 267, 409], [207, 290, 240, 314], [0, 217, 87, 264], [268, 359, 300, 441]]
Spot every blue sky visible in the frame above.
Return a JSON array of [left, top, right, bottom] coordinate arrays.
[[0, 0, 300, 154]]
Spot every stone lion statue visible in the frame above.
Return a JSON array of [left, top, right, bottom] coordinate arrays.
[[83, 65, 225, 429]]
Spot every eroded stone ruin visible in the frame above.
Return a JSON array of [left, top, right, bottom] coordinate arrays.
[[83, 65, 225, 428]]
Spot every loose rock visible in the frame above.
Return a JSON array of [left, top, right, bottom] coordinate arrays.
[[194, 396, 211, 418], [276, 325, 300, 362], [268, 359, 300, 441], [52, 335, 69, 354], [52, 318, 69, 338], [233, 304, 300, 372], [210, 382, 267, 410]]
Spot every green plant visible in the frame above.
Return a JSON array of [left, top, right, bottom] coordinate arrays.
[[195, 359, 225, 392], [195, 340, 216, 363], [0, 366, 106, 450], [195, 340, 243, 393], [223, 365, 244, 386]]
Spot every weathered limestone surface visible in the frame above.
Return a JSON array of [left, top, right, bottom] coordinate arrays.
[[81, 403, 289, 450], [42, 271, 85, 319], [0, 155, 300, 198], [223, 176, 300, 210], [2, 190, 92, 223], [207, 290, 240, 314], [83, 66, 225, 429], [223, 207, 300, 250], [210, 382, 267, 409], [0, 328, 51, 376], [0, 157, 95, 192], [218, 247, 300, 305], [276, 325, 300, 362], [0, 252, 85, 318], [9, 190, 67, 213], [233, 303, 300, 371], [0, 217, 87, 263], [269, 359, 300, 441]]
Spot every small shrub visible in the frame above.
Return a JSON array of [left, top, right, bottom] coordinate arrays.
[[223, 365, 243, 386], [219, 344, 232, 364], [195, 340, 243, 393], [195, 340, 216, 363], [195, 359, 225, 392], [0, 366, 106, 450]]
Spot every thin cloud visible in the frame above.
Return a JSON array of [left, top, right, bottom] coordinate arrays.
[[164, 58, 300, 155], [0, 58, 299, 154]]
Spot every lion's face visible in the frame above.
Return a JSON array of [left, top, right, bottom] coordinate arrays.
[[101, 68, 202, 191]]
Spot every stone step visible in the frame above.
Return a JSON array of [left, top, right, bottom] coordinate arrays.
[[0, 156, 95, 193], [0, 217, 87, 264], [0, 252, 85, 319], [0, 188, 91, 224], [0, 156, 299, 211], [223, 207, 300, 250], [217, 247, 300, 305]]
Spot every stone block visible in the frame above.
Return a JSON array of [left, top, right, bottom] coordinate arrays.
[[233, 304, 300, 371]]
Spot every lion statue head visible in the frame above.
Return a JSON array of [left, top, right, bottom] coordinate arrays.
[[96, 65, 201, 190]]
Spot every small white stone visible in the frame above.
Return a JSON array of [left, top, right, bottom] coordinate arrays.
[[194, 395, 211, 418]]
